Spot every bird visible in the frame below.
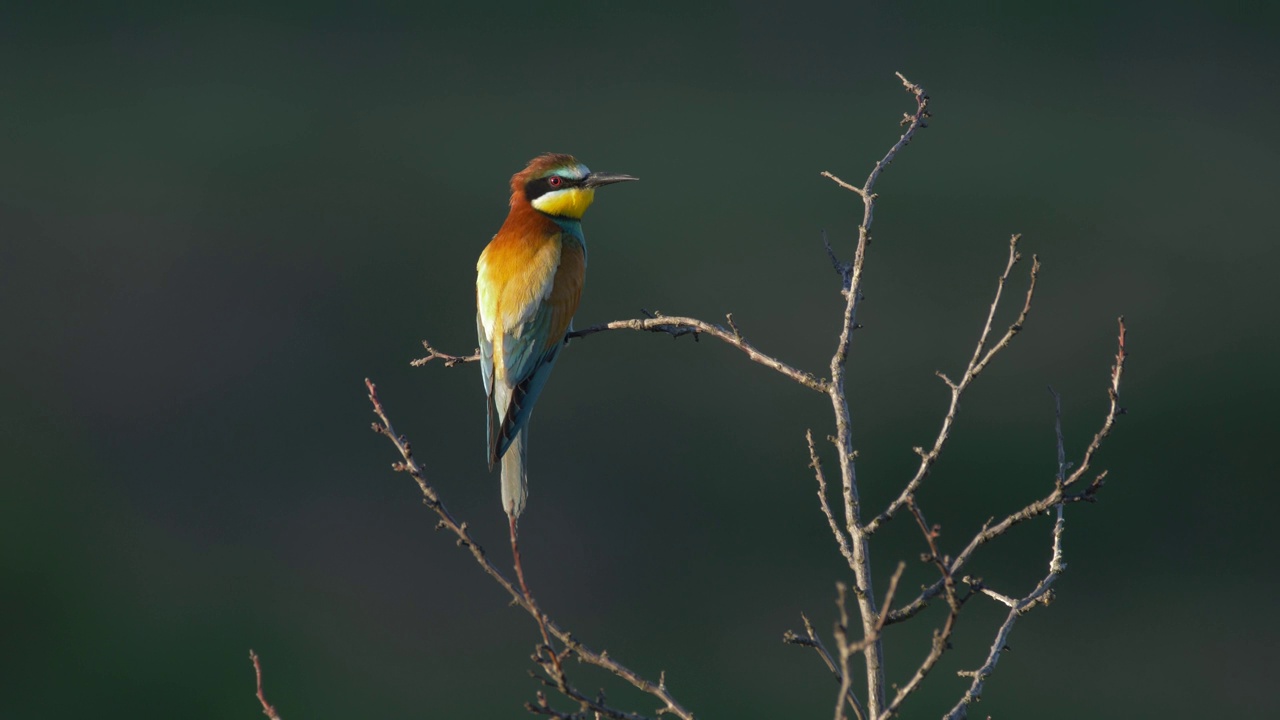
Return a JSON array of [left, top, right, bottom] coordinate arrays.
[[476, 153, 637, 525]]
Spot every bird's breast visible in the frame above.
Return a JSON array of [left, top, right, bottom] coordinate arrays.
[[477, 228, 563, 338]]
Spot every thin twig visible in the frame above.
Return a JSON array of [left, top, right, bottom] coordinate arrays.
[[509, 514, 566, 682], [831, 562, 907, 720], [875, 562, 907, 634], [366, 379, 694, 720], [866, 236, 1039, 535], [806, 430, 856, 568], [822, 229, 852, 289], [528, 687, 656, 720], [249, 650, 283, 720], [888, 485, 1069, 626], [877, 500, 969, 719], [567, 314, 826, 392], [411, 341, 480, 367], [415, 313, 827, 393], [784, 614, 867, 720], [1050, 386, 1067, 486], [786, 562, 906, 720], [973, 585, 1019, 609], [1062, 316, 1127, 489]]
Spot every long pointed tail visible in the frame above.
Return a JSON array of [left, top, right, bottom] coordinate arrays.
[[501, 429, 528, 518]]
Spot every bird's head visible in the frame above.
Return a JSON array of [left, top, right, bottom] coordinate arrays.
[[511, 153, 637, 220]]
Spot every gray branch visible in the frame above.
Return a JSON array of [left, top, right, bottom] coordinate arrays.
[[886, 320, 1126, 627], [815, 71, 932, 719], [366, 380, 694, 720], [866, 236, 1040, 535], [943, 502, 1069, 719], [414, 310, 827, 393]]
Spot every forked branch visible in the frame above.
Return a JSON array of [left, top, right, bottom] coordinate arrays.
[[366, 379, 693, 720], [886, 318, 1127, 626], [943, 501, 1070, 719], [866, 236, 1040, 535], [783, 614, 867, 720], [816, 70, 932, 719]]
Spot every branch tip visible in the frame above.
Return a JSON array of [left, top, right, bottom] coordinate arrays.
[[248, 649, 283, 720]]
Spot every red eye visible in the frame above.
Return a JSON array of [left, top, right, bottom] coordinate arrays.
[[548, 176, 563, 188]]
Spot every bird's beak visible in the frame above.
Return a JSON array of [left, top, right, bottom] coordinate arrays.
[[582, 172, 638, 188]]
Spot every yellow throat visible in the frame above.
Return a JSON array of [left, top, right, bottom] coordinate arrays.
[[530, 187, 595, 219]]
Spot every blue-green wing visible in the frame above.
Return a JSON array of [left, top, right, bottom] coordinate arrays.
[[488, 301, 563, 466]]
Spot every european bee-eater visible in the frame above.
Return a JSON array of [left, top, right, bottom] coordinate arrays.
[[476, 153, 636, 521]]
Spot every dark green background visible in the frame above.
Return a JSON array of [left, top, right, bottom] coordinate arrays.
[[4, 3, 1277, 718]]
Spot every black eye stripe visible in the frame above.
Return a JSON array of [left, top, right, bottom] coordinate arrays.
[[525, 175, 582, 201]]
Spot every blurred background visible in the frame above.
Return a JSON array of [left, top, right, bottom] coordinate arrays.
[[3, 3, 1277, 718]]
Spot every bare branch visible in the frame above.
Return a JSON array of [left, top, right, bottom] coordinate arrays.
[[782, 564, 909, 720], [887, 319, 1126, 626], [820, 171, 868, 198], [725, 313, 742, 340], [806, 430, 856, 568], [1050, 386, 1067, 486], [866, 236, 1040, 536], [411, 341, 480, 367], [876, 500, 970, 719], [1063, 316, 1128, 489], [822, 229, 852, 288], [508, 513, 566, 683], [784, 614, 867, 720], [875, 562, 907, 634], [973, 584, 1019, 609], [943, 504, 1068, 719], [366, 379, 694, 720], [821, 71, 932, 719], [528, 687, 657, 720], [888, 487, 1063, 626], [787, 562, 907, 720], [249, 650, 283, 720], [414, 311, 827, 393], [567, 313, 827, 392]]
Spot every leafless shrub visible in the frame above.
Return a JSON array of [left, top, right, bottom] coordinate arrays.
[[252, 73, 1127, 720]]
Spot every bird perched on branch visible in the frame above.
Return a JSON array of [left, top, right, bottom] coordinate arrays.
[[476, 154, 636, 524]]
